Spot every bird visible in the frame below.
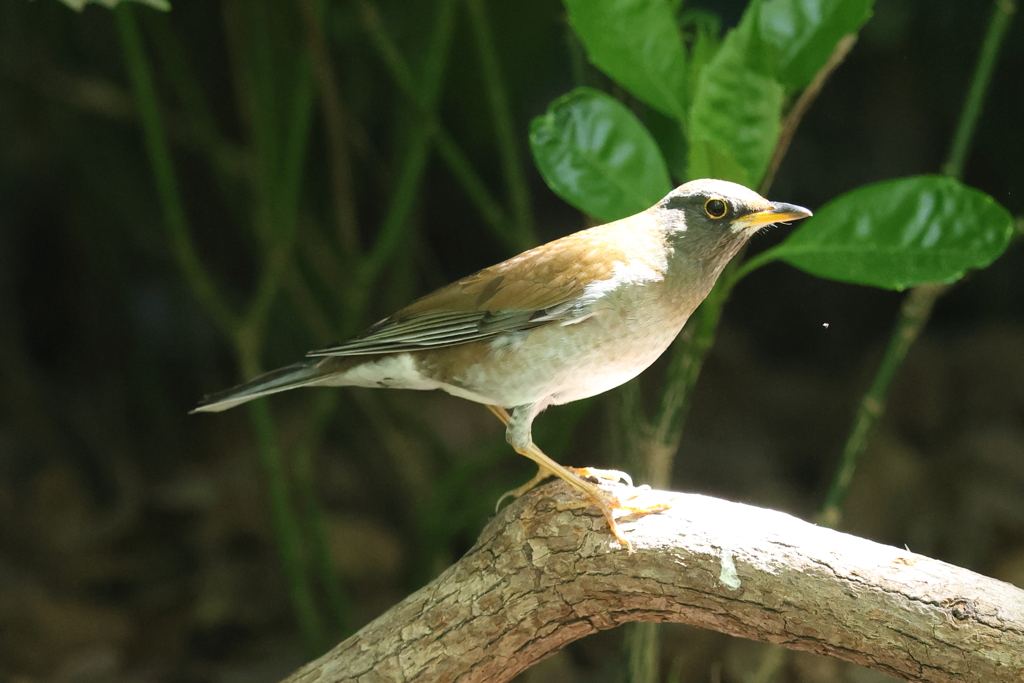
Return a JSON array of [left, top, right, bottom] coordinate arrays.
[[193, 179, 812, 550]]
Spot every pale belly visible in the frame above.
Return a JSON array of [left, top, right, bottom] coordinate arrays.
[[436, 293, 690, 409], [332, 270, 703, 410]]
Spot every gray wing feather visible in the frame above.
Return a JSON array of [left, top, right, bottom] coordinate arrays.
[[308, 303, 588, 358]]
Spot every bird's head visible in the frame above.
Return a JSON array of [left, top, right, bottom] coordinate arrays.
[[657, 178, 812, 241]]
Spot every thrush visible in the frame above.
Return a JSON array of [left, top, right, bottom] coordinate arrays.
[[193, 178, 811, 550]]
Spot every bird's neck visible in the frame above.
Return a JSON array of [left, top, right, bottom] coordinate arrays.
[[662, 228, 750, 306]]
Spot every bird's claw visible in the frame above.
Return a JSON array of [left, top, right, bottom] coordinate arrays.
[[568, 466, 633, 487], [496, 465, 634, 513]]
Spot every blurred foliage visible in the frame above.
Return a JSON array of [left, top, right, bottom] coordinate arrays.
[[59, 0, 170, 13], [0, 0, 1022, 682]]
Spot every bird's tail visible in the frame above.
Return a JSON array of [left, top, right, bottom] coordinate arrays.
[[191, 360, 331, 413]]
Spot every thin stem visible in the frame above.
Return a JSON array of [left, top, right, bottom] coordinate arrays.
[[239, 6, 317, 331], [144, 12, 247, 192], [222, 0, 329, 655], [360, 1, 519, 253], [293, 391, 355, 637], [245, 397, 329, 655], [646, 260, 736, 488], [625, 622, 660, 683], [760, 34, 857, 196], [114, 5, 237, 335], [233, 325, 328, 655], [245, 1, 283, 244], [296, 0, 361, 256], [565, 24, 588, 90], [464, 0, 536, 247], [350, 138, 433, 318], [283, 242, 356, 639], [353, 0, 458, 312], [729, 245, 776, 283], [350, 390, 434, 510], [943, 0, 1017, 180], [286, 264, 336, 341], [433, 125, 522, 251], [613, 378, 651, 480], [821, 0, 1015, 526], [818, 284, 948, 526], [243, 242, 295, 333]]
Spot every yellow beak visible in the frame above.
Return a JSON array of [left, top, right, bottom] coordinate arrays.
[[734, 201, 813, 231]]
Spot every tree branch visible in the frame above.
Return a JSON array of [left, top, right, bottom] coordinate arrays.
[[281, 482, 1024, 682]]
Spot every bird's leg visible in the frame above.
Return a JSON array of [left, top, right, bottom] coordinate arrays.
[[486, 405, 632, 493], [488, 405, 556, 510], [488, 405, 555, 484], [494, 404, 639, 551], [516, 441, 633, 551], [485, 404, 513, 423]]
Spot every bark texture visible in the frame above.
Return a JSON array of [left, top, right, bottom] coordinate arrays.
[[281, 483, 1024, 683]]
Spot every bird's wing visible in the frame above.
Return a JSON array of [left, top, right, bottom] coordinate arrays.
[[308, 220, 656, 357]]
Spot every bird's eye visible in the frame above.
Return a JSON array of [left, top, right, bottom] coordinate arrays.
[[704, 198, 728, 219]]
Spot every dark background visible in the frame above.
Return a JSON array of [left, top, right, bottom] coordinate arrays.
[[1, 0, 1022, 681]]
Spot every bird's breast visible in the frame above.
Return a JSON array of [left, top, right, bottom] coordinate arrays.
[[417, 263, 696, 409]]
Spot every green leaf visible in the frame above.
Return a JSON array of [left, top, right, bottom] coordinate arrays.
[[681, 9, 723, 87], [645, 109, 688, 182], [529, 87, 672, 222], [687, 7, 784, 186], [762, 175, 1015, 290], [563, 0, 688, 119], [759, 0, 874, 91]]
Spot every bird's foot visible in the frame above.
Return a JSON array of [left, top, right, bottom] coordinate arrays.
[[567, 466, 633, 487], [609, 493, 674, 518], [545, 478, 672, 554], [499, 468, 674, 552], [578, 487, 634, 553], [580, 486, 675, 554], [495, 430, 669, 552], [495, 466, 634, 513]]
